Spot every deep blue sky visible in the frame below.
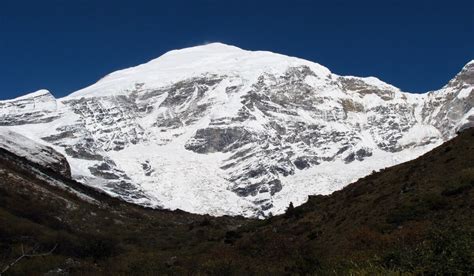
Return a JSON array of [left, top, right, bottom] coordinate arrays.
[[1, 0, 473, 100]]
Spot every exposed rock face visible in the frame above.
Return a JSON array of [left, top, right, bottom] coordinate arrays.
[[185, 127, 253, 153], [423, 61, 474, 137], [0, 43, 472, 217]]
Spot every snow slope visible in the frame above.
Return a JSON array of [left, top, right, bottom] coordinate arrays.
[[67, 43, 331, 98], [0, 129, 71, 178]]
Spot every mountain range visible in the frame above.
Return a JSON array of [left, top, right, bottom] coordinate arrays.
[[0, 43, 472, 217]]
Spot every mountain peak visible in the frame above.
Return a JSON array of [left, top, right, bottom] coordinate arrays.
[[2, 89, 53, 102], [19, 89, 51, 98], [164, 42, 245, 54], [459, 60, 474, 73], [154, 42, 247, 62], [1, 47, 472, 218], [463, 60, 474, 73], [446, 59, 474, 87], [66, 43, 331, 99]]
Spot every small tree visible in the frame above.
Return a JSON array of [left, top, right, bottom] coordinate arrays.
[[1, 244, 57, 275], [285, 202, 296, 218], [287, 202, 295, 212]]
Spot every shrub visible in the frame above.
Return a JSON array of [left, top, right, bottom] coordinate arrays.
[[386, 193, 448, 224], [78, 236, 121, 260], [380, 226, 474, 274]]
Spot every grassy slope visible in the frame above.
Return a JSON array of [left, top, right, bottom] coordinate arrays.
[[0, 129, 473, 274]]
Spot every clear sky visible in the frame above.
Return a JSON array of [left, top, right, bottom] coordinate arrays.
[[0, 0, 473, 100]]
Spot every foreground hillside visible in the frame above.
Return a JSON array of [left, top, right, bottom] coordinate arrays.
[[1, 129, 473, 274]]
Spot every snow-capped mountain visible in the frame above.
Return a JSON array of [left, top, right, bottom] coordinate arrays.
[[1, 43, 472, 217]]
